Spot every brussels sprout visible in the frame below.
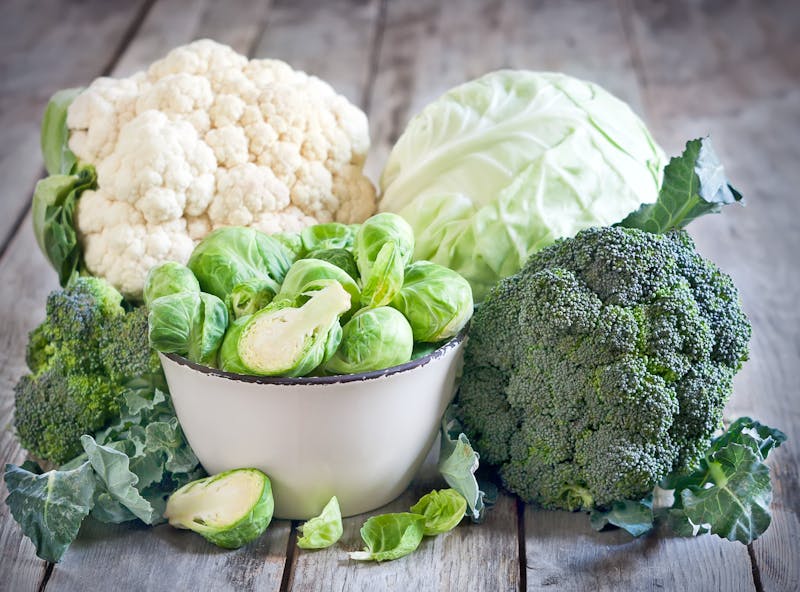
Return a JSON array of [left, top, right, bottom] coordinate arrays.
[[164, 468, 274, 549], [305, 248, 359, 281], [277, 259, 361, 314], [301, 222, 356, 252], [148, 291, 229, 365], [219, 280, 350, 376], [324, 307, 413, 375], [143, 262, 200, 306], [272, 232, 305, 260], [187, 227, 291, 301], [227, 278, 276, 319], [354, 213, 414, 307], [391, 261, 473, 342]]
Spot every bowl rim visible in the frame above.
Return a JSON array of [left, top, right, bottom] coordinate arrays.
[[161, 325, 468, 386]]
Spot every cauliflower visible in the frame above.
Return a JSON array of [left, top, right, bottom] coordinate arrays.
[[46, 40, 375, 298]]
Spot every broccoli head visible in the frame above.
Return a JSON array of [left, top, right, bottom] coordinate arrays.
[[457, 226, 750, 511], [14, 278, 163, 464]]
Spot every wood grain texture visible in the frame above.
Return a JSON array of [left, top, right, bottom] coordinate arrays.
[[0, 2, 151, 588], [525, 509, 756, 592], [252, 0, 383, 108], [285, 447, 519, 592], [47, 517, 290, 592], [0, 0, 151, 250], [623, 1, 800, 590]]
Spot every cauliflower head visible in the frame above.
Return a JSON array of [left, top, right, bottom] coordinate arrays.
[[65, 40, 376, 298]]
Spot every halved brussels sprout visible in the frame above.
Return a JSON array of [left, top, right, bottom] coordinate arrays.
[[305, 248, 359, 281], [227, 278, 276, 319], [187, 227, 292, 301], [301, 222, 357, 252], [277, 259, 361, 314], [164, 468, 273, 549], [391, 261, 473, 342], [143, 262, 200, 306], [219, 280, 350, 377], [354, 213, 414, 307], [324, 307, 413, 375], [148, 291, 229, 365]]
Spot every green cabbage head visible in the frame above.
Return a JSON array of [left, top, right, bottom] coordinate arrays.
[[379, 70, 666, 301]]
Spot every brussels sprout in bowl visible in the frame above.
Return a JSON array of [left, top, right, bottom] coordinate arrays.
[[159, 328, 467, 520]]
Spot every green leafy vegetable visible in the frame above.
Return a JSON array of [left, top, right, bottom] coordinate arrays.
[[354, 213, 414, 307], [618, 137, 742, 233], [305, 248, 359, 281], [410, 489, 467, 535], [32, 165, 97, 286], [391, 261, 473, 342], [41, 87, 82, 176], [439, 411, 486, 521], [380, 70, 666, 301], [164, 468, 274, 549], [300, 222, 357, 252], [323, 307, 413, 374], [227, 278, 276, 319], [590, 496, 654, 537], [296, 496, 343, 550], [3, 462, 95, 562], [276, 258, 360, 315], [143, 262, 200, 307], [349, 513, 426, 562]]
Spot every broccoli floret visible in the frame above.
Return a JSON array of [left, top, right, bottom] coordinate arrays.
[[13, 278, 162, 465], [457, 226, 751, 511]]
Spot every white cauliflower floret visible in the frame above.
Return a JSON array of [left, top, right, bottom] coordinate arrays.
[[65, 39, 376, 298]]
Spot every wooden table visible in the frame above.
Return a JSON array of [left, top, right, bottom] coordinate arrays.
[[1, 1, 798, 590]]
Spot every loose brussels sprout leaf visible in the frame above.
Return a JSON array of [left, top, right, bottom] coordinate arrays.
[[301, 222, 357, 252], [324, 307, 413, 375], [187, 227, 293, 301], [391, 261, 473, 342], [227, 278, 277, 319], [272, 232, 305, 259], [305, 248, 359, 281], [143, 262, 200, 307], [439, 410, 486, 521], [354, 213, 415, 282], [165, 468, 274, 549], [277, 258, 361, 313], [219, 281, 350, 376], [148, 292, 228, 365], [349, 513, 426, 561], [410, 489, 467, 536], [296, 496, 343, 550], [360, 241, 405, 308]]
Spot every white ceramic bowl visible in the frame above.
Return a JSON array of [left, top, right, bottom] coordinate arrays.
[[159, 331, 466, 520]]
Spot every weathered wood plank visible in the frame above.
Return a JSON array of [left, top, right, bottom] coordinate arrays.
[[525, 509, 756, 591], [0, 2, 153, 588], [0, 0, 151, 250], [285, 446, 520, 592], [623, 1, 800, 590], [251, 0, 382, 108]]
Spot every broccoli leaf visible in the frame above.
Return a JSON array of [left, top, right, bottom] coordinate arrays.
[[439, 411, 486, 521], [680, 443, 772, 544], [708, 416, 786, 459], [81, 435, 156, 524], [589, 496, 654, 537], [3, 461, 96, 562], [618, 137, 742, 233]]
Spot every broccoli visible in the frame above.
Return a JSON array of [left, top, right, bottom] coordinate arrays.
[[456, 226, 751, 511], [14, 278, 162, 464]]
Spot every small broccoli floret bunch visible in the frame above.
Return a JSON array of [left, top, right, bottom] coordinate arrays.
[[457, 226, 751, 511], [14, 277, 161, 464]]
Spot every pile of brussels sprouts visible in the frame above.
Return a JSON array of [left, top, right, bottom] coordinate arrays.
[[145, 213, 474, 377]]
